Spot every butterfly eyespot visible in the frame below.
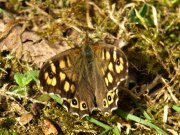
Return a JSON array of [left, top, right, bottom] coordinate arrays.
[[103, 101, 106, 106], [80, 101, 88, 111], [48, 72, 54, 79], [82, 102, 87, 109], [72, 99, 78, 105], [103, 99, 108, 108], [108, 95, 112, 101], [116, 58, 120, 65]]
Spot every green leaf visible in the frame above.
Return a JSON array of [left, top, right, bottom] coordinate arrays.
[[0, 127, 9, 135], [139, 3, 148, 17], [116, 109, 168, 135], [86, 116, 112, 134], [14, 73, 26, 87], [172, 105, 180, 112], [12, 132, 18, 135], [25, 70, 39, 83], [36, 94, 51, 102], [130, 96, 152, 120], [86, 116, 120, 135], [14, 70, 39, 87], [11, 86, 27, 95], [49, 94, 63, 105]]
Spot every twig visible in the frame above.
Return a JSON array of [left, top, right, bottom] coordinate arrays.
[[5, 91, 47, 105]]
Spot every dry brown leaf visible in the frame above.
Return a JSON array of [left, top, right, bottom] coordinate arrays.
[[18, 112, 33, 126]]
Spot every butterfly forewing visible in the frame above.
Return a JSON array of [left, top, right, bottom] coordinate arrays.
[[39, 48, 81, 99], [93, 43, 128, 90], [90, 43, 128, 114]]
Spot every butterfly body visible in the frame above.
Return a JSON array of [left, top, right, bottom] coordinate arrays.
[[39, 43, 128, 118]]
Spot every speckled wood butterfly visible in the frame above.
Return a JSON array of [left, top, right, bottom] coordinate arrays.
[[39, 42, 128, 118]]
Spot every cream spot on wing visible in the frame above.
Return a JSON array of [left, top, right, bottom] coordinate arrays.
[[51, 63, 56, 73], [115, 63, 124, 73], [113, 49, 117, 62], [120, 57, 124, 65], [108, 62, 113, 71], [51, 77, 57, 86], [70, 84, 75, 93], [107, 72, 113, 83], [59, 72, 66, 81], [64, 81, 70, 92], [59, 60, 66, 69], [72, 74, 76, 81], [105, 77, 109, 86], [44, 72, 48, 80], [101, 67, 105, 75], [120, 78, 126, 81], [47, 76, 52, 85], [106, 51, 110, 60], [101, 49, 105, 60], [66, 56, 72, 67]]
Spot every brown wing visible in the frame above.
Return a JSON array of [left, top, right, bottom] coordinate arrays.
[[39, 47, 97, 118], [92, 43, 128, 114], [39, 47, 82, 100]]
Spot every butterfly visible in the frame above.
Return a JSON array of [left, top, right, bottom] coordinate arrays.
[[39, 42, 128, 118]]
